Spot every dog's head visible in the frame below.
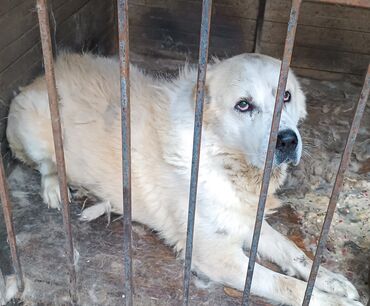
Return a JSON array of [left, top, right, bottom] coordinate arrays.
[[202, 53, 307, 169]]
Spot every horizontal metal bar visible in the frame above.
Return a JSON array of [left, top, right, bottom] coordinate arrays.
[[0, 152, 24, 292], [302, 63, 370, 306], [117, 0, 133, 305], [36, 0, 77, 302], [182, 0, 213, 305], [308, 0, 370, 8], [242, 0, 302, 304]]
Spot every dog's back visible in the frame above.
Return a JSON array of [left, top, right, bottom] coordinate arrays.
[[6, 52, 171, 214]]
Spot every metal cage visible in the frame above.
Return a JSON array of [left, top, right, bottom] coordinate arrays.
[[1, 0, 369, 305]]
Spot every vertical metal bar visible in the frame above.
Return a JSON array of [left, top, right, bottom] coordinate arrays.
[[36, 0, 77, 302], [0, 153, 24, 292], [117, 1, 133, 305], [241, 0, 302, 304], [182, 0, 212, 305], [302, 64, 370, 306], [253, 0, 267, 53]]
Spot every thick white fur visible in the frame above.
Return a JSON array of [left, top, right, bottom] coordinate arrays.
[[7, 53, 362, 305]]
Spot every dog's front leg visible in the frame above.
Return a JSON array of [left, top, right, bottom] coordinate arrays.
[[256, 221, 360, 300], [191, 232, 362, 306]]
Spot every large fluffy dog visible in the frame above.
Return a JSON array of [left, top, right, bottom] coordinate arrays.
[[7, 53, 362, 305]]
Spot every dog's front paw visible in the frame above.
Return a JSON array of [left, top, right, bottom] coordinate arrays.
[[41, 174, 71, 210], [315, 268, 359, 300]]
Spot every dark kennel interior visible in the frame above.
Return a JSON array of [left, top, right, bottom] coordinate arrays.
[[1, 0, 370, 305]]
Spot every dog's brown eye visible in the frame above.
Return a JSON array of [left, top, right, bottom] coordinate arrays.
[[235, 100, 254, 112], [284, 91, 291, 103]]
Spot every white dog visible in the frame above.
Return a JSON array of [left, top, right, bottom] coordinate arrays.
[[6, 52, 362, 305]]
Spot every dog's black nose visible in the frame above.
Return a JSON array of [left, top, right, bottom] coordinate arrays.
[[276, 129, 298, 153]]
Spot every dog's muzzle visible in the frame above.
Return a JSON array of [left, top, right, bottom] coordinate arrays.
[[275, 129, 299, 165]]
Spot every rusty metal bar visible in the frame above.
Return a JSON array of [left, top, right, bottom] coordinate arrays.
[[0, 153, 24, 292], [182, 0, 212, 305], [302, 64, 370, 306], [308, 0, 370, 8], [117, 0, 133, 305], [241, 0, 302, 304], [36, 0, 77, 302], [253, 0, 267, 53]]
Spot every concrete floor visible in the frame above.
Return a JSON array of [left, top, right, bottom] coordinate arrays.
[[0, 58, 369, 305]]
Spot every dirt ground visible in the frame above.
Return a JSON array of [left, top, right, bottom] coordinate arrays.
[[0, 56, 369, 305]]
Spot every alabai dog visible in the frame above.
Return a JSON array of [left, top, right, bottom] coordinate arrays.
[[7, 52, 362, 306]]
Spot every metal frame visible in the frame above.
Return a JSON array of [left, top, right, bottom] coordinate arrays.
[[243, 0, 303, 303], [117, 0, 134, 305], [0, 152, 23, 292], [36, 0, 78, 302], [0, 0, 369, 305], [182, 0, 213, 304]]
